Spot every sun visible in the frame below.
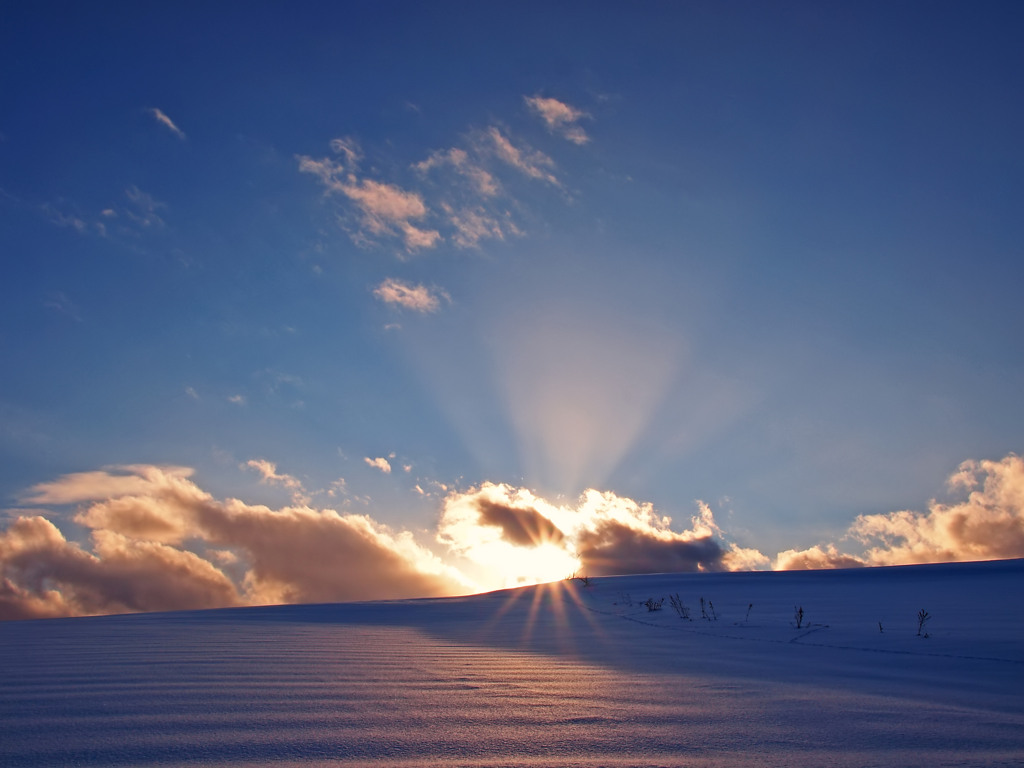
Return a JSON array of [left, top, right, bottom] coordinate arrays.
[[484, 540, 580, 589]]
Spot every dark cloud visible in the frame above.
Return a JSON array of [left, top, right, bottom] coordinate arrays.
[[576, 520, 726, 577], [476, 498, 565, 547]]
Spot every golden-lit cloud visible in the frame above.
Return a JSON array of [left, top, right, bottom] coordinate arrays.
[[303, 108, 577, 253], [9, 454, 1019, 619], [0, 515, 239, 621], [524, 95, 590, 145], [23, 464, 196, 505], [373, 278, 448, 313], [364, 456, 392, 474], [298, 142, 441, 253], [774, 454, 1024, 569], [774, 544, 866, 571], [148, 107, 186, 140], [1, 465, 471, 620], [243, 459, 310, 504], [486, 127, 559, 185], [342, 178, 440, 250], [438, 483, 761, 588], [413, 147, 499, 198], [442, 204, 511, 249]]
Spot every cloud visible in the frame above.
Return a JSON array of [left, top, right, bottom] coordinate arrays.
[[438, 483, 761, 586], [123, 185, 166, 228], [524, 95, 590, 145], [1, 465, 471, 619], [0, 515, 239, 620], [302, 104, 581, 254], [373, 278, 448, 313], [475, 498, 566, 547], [41, 202, 88, 233], [148, 108, 186, 140], [774, 454, 1024, 569], [39, 186, 168, 241], [22, 465, 196, 505], [364, 457, 392, 474], [485, 127, 559, 185], [343, 180, 437, 243], [298, 141, 441, 253], [243, 459, 310, 504], [443, 204, 508, 249], [413, 147, 500, 198], [773, 544, 866, 571], [43, 291, 83, 322]]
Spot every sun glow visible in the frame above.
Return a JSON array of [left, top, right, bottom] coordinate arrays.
[[484, 540, 580, 589]]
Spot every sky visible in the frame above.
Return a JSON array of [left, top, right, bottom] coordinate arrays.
[[2, 2, 1023, 618]]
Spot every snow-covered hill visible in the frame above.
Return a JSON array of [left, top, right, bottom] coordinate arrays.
[[3, 559, 1022, 766]]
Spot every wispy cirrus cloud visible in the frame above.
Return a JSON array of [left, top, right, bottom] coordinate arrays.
[[525, 95, 590, 145], [148, 108, 186, 140], [485, 127, 559, 185], [413, 147, 500, 198], [297, 139, 441, 253], [300, 97, 581, 254], [40, 186, 167, 240], [43, 291, 83, 322], [243, 459, 310, 505], [373, 278, 449, 313], [123, 185, 166, 228]]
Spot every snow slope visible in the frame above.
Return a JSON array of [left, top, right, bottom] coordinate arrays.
[[2, 559, 1022, 767]]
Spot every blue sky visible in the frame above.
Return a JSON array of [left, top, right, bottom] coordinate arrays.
[[2, 2, 1023, 615]]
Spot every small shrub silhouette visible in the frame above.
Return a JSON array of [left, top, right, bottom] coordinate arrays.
[[644, 597, 664, 612], [794, 606, 805, 629], [568, 571, 590, 587]]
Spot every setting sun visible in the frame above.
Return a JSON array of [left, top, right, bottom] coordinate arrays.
[[485, 540, 580, 589]]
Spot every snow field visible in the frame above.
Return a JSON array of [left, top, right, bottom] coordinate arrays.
[[1, 559, 1021, 766]]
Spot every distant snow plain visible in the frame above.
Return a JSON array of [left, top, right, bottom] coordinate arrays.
[[2, 559, 1022, 767]]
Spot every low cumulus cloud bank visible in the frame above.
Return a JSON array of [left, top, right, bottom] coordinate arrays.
[[1, 465, 467, 620], [438, 483, 768, 586], [3, 454, 1023, 620], [775, 454, 1024, 569]]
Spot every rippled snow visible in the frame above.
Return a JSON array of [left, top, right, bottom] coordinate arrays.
[[2, 560, 1022, 766]]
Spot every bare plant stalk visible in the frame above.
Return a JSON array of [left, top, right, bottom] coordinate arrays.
[[917, 609, 931, 637], [668, 593, 690, 620]]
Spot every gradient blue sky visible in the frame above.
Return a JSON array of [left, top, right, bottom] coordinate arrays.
[[2, 2, 1023, 600]]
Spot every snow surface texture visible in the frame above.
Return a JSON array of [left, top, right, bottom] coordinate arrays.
[[2, 559, 1022, 767]]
